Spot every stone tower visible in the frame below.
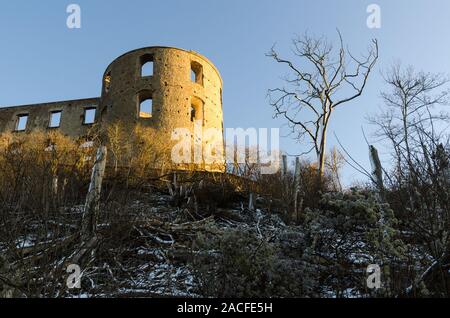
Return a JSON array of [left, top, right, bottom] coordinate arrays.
[[98, 46, 225, 172]]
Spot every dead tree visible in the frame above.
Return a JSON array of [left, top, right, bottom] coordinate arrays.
[[325, 146, 345, 191], [81, 146, 107, 242], [291, 157, 302, 222], [369, 63, 449, 181], [268, 31, 378, 178], [369, 145, 384, 198], [369, 63, 450, 296]]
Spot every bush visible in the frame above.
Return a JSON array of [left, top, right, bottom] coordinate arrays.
[[191, 228, 310, 297], [302, 189, 407, 297], [0, 130, 95, 212]]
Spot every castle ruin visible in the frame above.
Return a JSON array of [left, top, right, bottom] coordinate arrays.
[[0, 47, 225, 172]]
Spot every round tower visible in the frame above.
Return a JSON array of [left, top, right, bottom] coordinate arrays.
[[98, 46, 225, 172]]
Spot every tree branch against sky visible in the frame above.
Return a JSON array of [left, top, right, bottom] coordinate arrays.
[[368, 64, 450, 296], [369, 64, 450, 178], [267, 30, 378, 178]]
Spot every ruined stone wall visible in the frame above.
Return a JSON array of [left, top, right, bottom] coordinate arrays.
[[0, 97, 100, 138]]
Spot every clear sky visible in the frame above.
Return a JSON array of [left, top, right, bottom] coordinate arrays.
[[1, 0, 449, 185]]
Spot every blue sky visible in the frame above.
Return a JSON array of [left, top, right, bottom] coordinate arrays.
[[1, 0, 449, 185]]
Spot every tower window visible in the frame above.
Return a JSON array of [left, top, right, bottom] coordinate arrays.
[[190, 96, 204, 123], [140, 54, 154, 77], [190, 106, 196, 122], [104, 72, 111, 93], [83, 107, 96, 124], [138, 91, 153, 118], [139, 98, 153, 118], [49, 111, 62, 128], [15, 114, 28, 131], [190, 61, 203, 86]]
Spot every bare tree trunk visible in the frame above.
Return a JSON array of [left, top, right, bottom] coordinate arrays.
[[318, 127, 327, 178], [248, 192, 255, 211], [81, 146, 107, 242], [318, 110, 332, 179], [292, 157, 302, 222], [369, 145, 384, 199], [282, 154, 288, 176]]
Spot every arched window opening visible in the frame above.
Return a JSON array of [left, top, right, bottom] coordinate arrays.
[[190, 61, 203, 86], [190, 106, 196, 122], [138, 91, 153, 118], [104, 72, 111, 93], [190, 96, 204, 124], [140, 54, 154, 77], [140, 99, 153, 118]]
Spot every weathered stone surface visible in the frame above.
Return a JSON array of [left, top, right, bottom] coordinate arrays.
[[0, 97, 100, 137]]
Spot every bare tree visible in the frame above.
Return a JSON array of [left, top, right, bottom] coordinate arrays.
[[267, 31, 378, 178], [325, 146, 345, 191], [369, 63, 450, 296], [370, 64, 449, 179]]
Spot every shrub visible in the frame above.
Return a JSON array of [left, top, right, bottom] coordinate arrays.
[[191, 228, 310, 297], [302, 189, 407, 297]]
